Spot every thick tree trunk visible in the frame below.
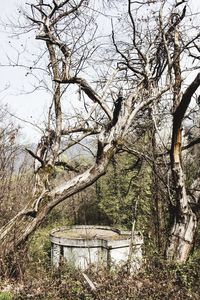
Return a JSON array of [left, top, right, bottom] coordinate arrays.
[[165, 18, 200, 260], [166, 209, 197, 262], [166, 148, 197, 261], [166, 73, 200, 261], [166, 118, 198, 262]]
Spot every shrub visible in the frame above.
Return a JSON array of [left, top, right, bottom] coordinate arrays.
[[0, 292, 12, 300]]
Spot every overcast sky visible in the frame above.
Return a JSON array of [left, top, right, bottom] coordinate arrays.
[[0, 0, 200, 144], [0, 0, 50, 143]]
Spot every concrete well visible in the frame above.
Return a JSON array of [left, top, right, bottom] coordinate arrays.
[[50, 225, 143, 271]]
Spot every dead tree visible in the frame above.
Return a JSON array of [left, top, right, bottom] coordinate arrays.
[[0, 0, 199, 264]]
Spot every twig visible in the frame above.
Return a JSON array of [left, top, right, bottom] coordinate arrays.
[[82, 272, 97, 291]]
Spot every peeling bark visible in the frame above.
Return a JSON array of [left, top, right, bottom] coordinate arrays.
[[167, 73, 200, 262]]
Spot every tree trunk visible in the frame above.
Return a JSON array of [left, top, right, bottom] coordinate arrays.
[[166, 148, 197, 261], [165, 12, 200, 259], [166, 115, 198, 262], [166, 73, 200, 261], [0, 144, 115, 260], [166, 209, 197, 262]]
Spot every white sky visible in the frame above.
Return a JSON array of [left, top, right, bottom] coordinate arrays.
[[0, 0, 50, 143], [0, 0, 200, 143]]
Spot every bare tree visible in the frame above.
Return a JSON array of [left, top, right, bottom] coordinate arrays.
[[0, 0, 199, 263], [0, 106, 34, 225]]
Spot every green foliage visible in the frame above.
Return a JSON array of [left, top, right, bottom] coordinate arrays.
[[28, 211, 73, 270], [0, 292, 12, 300], [98, 153, 152, 231], [28, 228, 51, 268], [184, 154, 199, 188]]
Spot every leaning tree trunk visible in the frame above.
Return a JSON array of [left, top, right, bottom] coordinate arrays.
[[0, 143, 115, 261], [166, 73, 200, 262]]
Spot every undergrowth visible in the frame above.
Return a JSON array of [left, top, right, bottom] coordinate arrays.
[[0, 253, 199, 299], [0, 220, 199, 299]]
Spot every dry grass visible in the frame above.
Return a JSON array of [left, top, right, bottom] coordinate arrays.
[[1, 254, 199, 300]]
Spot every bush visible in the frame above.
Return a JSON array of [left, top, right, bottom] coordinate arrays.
[[3, 255, 198, 300], [0, 292, 12, 300]]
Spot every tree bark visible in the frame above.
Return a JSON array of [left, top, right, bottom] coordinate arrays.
[[0, 143, 115, 260], [166, 73, 200, 262], [167, 137, 197, 261]]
